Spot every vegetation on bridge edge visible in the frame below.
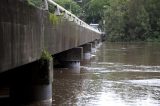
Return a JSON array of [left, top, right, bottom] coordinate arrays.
[[40, 50, 53, 62], [49, 13, 60, 25]]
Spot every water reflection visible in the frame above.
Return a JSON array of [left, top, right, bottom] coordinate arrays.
[[52, 42, 160, 106], [97, 42, 160, 66]]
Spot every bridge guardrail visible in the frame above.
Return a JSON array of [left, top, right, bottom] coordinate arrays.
[[47, 0, 101, 34]]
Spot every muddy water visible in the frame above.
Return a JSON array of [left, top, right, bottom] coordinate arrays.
[[52, 42, 160, 106]]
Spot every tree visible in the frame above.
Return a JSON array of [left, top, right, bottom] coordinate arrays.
[[145, 0, 160, 41], [104, 0, 160, 42], [126, 0, 149, 41], [83, 0, 109, 24], [55, 0, 82, 17], [104, 0, 128, 41]]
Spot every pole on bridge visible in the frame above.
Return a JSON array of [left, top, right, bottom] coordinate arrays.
[[42, 0, 49, 10]]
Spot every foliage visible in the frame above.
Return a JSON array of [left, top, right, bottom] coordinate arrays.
[[104, 0, 160, 42], [82, 0, 109, 24], [48, 2, 56, 13], [40, 50, 52, 61], [27, 0, 43, 8], [28, 0, 56, 12], [49, 13, 60, 25], [55, 0, 82, 17]]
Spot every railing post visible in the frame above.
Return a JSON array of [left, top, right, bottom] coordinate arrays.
[[42, 0, 48, 10]]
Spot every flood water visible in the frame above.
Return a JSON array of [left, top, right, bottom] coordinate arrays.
[[52, 42, 160, 106]]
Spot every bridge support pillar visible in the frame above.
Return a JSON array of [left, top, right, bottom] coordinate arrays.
[[10, 60, 53, 106], [54, 47, 83, 71], [96, 39, 102, 48], [81, 43, 92, 60], [91, 41, 97, 53]]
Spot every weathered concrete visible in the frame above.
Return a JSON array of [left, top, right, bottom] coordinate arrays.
[[91, 41, 96, 48], [9, 60, 53, 105], [55, 47, 83, 61], [54, 47, 83, 70], [81, 43, 92, 60], [0, 0, 101, 73], [91, 41, 97, 53], [96, 39, 102, 48]]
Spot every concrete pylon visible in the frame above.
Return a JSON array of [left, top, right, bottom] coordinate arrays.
[[96, 39, 102, 48], [10, 60, 53, 106], [91, 41, 96, 53], [81, 43, 92, 60], [54, 47, 83, 72]]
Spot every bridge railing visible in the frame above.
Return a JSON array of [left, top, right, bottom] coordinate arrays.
[[47, 0, 101, 34]]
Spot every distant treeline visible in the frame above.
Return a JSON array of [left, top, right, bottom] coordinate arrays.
[[104, 0, 160, 42]]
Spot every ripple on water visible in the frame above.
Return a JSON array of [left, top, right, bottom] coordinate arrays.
[[81, 66, 108, 72], [53, 42, 160, 106], [91, 62, 160, 72], [126, 79, 160, 87]]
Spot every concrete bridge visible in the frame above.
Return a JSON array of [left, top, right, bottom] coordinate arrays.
[[0, 0, 101, 105]]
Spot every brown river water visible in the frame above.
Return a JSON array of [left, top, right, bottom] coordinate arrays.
[[53, 42, 160, 106]]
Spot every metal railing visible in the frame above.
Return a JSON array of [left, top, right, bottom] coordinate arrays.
[[47, 0, 101, 34]]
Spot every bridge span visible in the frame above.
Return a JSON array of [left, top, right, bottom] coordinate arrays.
[[0, 0, 101, 105]]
